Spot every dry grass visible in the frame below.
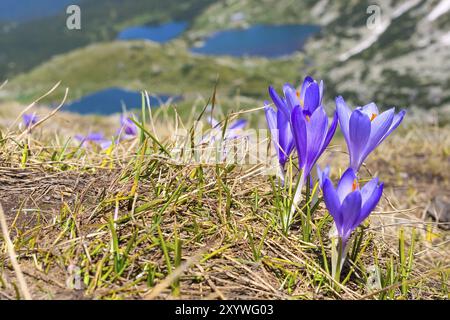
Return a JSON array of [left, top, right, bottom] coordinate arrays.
[[0, 99, 448, 300]]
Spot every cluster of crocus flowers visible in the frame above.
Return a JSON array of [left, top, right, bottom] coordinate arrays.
[[265, 75, 405, 282], [265, 76, 337, 208], [265, 76, 329, 174]]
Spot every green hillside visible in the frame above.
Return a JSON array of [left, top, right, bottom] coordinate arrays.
[[7, 40, 307, 105], [0, 0, 214, 78]]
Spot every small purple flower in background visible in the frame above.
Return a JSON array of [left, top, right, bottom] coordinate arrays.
[[118, 115, 138, 140], [75, 132, 112, 150], [322, 168, 383, 248], [203, 116, 248, 163], [204, 116, 248, 143], [336, 96, 406, 172], [207, 116, 248, 141], [225, 118, 248, 140], [23, 113, 38, 129]]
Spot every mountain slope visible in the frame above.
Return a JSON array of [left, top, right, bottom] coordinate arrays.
[[4, 0, 450, 112], [0, 0, 214, 78], [189, 0, 450, 110], [7, 40, 306, 104]]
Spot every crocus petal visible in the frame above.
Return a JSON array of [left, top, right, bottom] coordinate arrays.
[[349, 109, 371, 171], [360, 177, 379, 203], [120, 116, 138, 136], [354, 182, 383, 230], [300, 76, 314, 103], [264, 105, 277, 134], [336, 167, 357, 203], [284, 85, 300, 112], [360, 108, 395, 165], [304, 106, 328, 176], [283, 83, 296, 94], [86, 132, 105, 141], [340, 190, 362, 240], [319, 111, 338, 157], [265, 104, 294, 167], [336, 96, 352, 147], [269, 86, 289, 118], [377, 109, 406, 147], [323, 178, 343, 230], [291, 106, 308, 169], [303, 82, 320, 114], [23, 114, 38, 128], [229, 119, 247, 130], [360, 102, 379, 118], [277, 106, 292, 165], [283, 83, 298, 111]]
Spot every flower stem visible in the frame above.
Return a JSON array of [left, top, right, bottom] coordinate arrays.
[[332, 237, 347, 291], [287, 169, 306, 229], [277, 163, 285, 186], [303, 175, 311, 242]]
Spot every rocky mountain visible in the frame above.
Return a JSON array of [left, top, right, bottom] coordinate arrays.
[[189, 0, 450, 111]]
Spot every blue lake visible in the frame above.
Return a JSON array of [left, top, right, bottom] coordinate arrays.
[[191, 24, 320, 58], [117, 22, 188, 43], [64, 88, 176, 115]]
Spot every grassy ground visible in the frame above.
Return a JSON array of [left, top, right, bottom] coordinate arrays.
[[0, 91, 449, 300]]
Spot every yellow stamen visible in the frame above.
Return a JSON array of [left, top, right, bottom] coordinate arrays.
[[352, 179, 359, 191], [305, 115, 310, 122], [296, 90, 300, 98], [370, 113, 377, 121]]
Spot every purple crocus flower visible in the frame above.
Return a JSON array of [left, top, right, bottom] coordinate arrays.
[[290, 99, 338, 182], [336, 96, 406, 172], [226, 119, 248, 140], [75, 132, 112, 150], [265, 76, 323, 169], [264, 99, 294, 169], [291, 76, 324, 114], [118, 115, 138, 140], [204, 116, 247, 144], [23, 113, 38, 128], [322, 167, 383, 247], [208, 117, 247, 140]]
